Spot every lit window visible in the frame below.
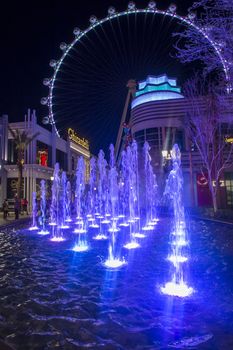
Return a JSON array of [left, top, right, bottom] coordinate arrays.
[[38, 151, 48, 167]]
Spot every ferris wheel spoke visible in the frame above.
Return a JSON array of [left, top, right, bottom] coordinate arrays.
[[41, 4, 229, 142]]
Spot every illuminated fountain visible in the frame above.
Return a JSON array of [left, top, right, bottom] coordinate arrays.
[[73, 221, 89, 251], [29, 137, 172, 264], [50, 163, 65, 242], [75, 156, 85, 221], [93, 150, 108, 240], [161, 144, 193, 297], [109, 144, 118, 221], [60, 171, 70, 229], [104, 145, 125, 268], [98, 150, 111, 227], [49, 163, 58, 227], [97, 150, 106, 217], [65, 180, 72, 223], [142, 141, 158, 231], [123, 143, 140, 249], [38, 180, 49, 235], [73, 156, 89, 251], [87, 157, 99, 229], [131, 140, 141, 226], [29, 191, 38, 231], [118, 149, 128, 222]]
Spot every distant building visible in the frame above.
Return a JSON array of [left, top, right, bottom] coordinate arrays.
[[0, 109, 90, 210], [131, 74, 233, 208]]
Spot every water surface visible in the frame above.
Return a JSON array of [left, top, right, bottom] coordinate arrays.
[[0, 218, 232, 349]]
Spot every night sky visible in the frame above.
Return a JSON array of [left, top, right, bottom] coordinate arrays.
[[1, 0, 196, 154]]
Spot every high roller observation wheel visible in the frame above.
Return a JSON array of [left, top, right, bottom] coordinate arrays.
[[41, 1, 230, 136]]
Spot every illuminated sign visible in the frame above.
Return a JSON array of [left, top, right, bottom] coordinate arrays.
[[68, 128, 89, 150], [70, 143, 90, 158], [197, 174, 208, 186], [225, 137, 233, 144]]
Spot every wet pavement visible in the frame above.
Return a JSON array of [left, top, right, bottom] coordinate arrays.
[[0, 218, 232, 349]]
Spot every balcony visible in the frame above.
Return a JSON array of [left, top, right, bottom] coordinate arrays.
[[4, 163, 54, 177]]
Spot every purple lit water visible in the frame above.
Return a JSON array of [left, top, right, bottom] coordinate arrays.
[[0, 218, 232, 349]]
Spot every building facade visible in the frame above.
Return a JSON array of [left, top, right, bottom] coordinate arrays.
[[131, 74, 233, 208], [0, 109, 90, 210]]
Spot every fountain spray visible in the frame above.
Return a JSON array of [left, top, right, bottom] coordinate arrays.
[[161, 144, 193, 297], [38, 180, 49, 235], [29, 191, 38, 230]]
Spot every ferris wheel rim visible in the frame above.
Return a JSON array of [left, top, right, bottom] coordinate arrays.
[[43, 4, 230, 137]]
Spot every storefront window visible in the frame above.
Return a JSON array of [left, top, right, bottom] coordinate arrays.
[[38, 150, 48, 166], [8, 139, 17, 164], [134, 130, 145, 146], [145, 128, 162, 148], [37, 141, 52, 167], [175, 129, 185, 151], [72, 156, 75, 171], [56, 149, 67, 171], [224, 172, 233, 207]]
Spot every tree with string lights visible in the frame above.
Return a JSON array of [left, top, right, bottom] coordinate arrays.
[[173, 0, 233, 87], [183, 74, 233, 212]]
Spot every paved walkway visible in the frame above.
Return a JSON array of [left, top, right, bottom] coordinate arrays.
[[0, 213, 30, 228], [191, 215, 233, 226]]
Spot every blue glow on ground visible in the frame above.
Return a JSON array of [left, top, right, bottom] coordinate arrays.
[[171, 239, 188, 247], [89, 224, 100, 228], [48, 222, 56, 226], [65, 218, 72, 222], [119, 222, 130, 227], [72, 243, 89, 252], [93, 234, 108, 240], [124, 241, 140, 249], [38, 230, 50, 235], [3, 217, 233, 349], [29, 226, 39, 231], [101, 220, 111, 224], [108, 227, 120, 232], [50, 236, 65, 242], [75, 220, 84, 225], [142, 225, 154, 231], [161, 282, 194, 298], [132, 232, 146, 238], [168, 255, 188, 264], [104, 257, 126, 269], [73, 228, 87, 234]]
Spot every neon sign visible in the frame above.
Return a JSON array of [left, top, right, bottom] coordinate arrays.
[[68, 128, 89, 150], [225, 137, 233, 144]]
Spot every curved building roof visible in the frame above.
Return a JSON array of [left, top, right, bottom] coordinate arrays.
[[132, 74, 184, 109]]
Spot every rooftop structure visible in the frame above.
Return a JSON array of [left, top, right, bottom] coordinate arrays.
[[132, 74, 184, 109]]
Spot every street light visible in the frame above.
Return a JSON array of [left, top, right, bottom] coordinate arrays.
[[162, 150, 171, 160]]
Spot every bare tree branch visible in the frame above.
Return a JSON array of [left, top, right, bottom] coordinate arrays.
[[184, 75, 233, 212], [173, 0, 233, 85]]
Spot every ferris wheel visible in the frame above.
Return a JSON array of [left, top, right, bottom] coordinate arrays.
[[41, 1, 229, 149]]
